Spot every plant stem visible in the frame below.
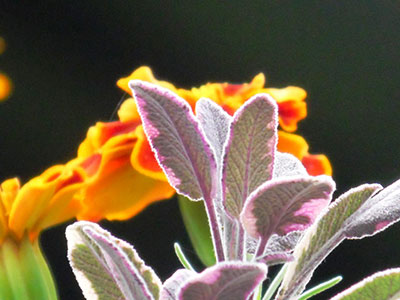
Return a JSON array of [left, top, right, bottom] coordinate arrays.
[[262, 264, 288, 300], [204, 196, 225, 262]]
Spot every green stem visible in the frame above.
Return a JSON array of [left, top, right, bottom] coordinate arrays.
[[174, 242, 195, 271], [0, 236, 58, 300], [298, 275, 342, 300]]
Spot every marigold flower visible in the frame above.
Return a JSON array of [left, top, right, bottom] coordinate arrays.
[[75, 66, 331, 222]]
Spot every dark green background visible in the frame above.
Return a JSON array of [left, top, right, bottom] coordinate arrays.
[[1, 1, 399, 299]]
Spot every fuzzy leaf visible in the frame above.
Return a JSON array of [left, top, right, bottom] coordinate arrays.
[[196, 97, 231, 169], [343, 179, 400, 238], [222, 94, 278, 219], [273, 152, 307, 178], [130, 80, 216, 201], [178, 262, 268, 300], [161, 269, 196, 300], [277, 184, 382, 299], [241, 176, 335, 256], [331, 268, 400, 300], [66, 221, 159, 300]]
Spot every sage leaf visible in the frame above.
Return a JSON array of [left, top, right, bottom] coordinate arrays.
[[178, 262, 268, 300], [66, 221, 160, 300], [331, 269, 400, 300], [130, 80, 217, 202], [222, 94, 278, 219], [241, 176, 335, 256]]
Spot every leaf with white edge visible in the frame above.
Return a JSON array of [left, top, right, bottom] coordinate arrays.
[[160, 269, 196, 300], [222, 94, 278, 219], [130, 80, 217, 201], [273, 152, 307, 178], [331, 269, 400, 300], [66, 221, 159, 300], [277, 184, 382, 299], [196, 97, 231, 169], [344, 179, 400, 238], [241, 176, 335, 257], [178, 262, 268, 300]]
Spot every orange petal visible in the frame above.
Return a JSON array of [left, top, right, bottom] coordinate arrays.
[[130, 125, 167, 181], [9, 165, 67, 239], [277, 131, 309, 159], [0, 178, 20, 216], [302, 154, 332, 176], [78, 120, 139, 157], [117, 66, 177, 95], [118, 98, 141, 122], [77, 140, 174, 221], [266, 86, 307, 132]]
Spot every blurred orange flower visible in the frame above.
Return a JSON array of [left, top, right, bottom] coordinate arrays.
[[0, 37, 12, 102]]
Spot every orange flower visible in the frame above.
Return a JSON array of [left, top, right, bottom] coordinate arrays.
[[0, 164, 86, 244], [117, 66, 331, 175], [0, 37, 12, 102]]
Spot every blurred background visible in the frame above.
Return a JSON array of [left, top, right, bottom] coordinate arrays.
[[1, 1, 399, 299]]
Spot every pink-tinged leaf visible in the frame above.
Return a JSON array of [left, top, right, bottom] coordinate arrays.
[[240, 175, 335, 257], [222, 94, 278, 219], [344, 179, 400, 238], [277, 184, 382, 299], [66, 221, 159, 300], [331, 268, 400, 300], [161, 269, 196, 300], [196, 97, 231, 169], [178, 262, 267, 300], [130, 80, 217, 201]]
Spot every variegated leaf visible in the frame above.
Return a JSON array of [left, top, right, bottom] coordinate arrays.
[[331, 268, 400, 300], [222, 94, 278, 219], [160, 269, 196, 300], [66, 221, 160, 300], [178, 262, 267, 300], [241, 176, 335, 256], [277, 184, 382, 299], [130, 80, 216, 201]]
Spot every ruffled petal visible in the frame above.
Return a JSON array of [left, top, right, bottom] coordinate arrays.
[[8, 165, 84, 239], [117, 66, 177, 95], [266, 86, 307, 132], [77, 138, 174, 221], [130, 125, 167, 181], [277, 131, 309, 159], [302, 154, 332, 176]]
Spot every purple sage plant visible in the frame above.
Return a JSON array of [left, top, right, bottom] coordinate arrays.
[[66, 81, 400, 300]]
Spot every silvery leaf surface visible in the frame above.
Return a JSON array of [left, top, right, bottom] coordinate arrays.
[[273, 152, 307, 178], [240, 175, 335, 256], [196, 97, 231, 171], [277, 184, 382, 299], [178, 262, 268, 300], [160, 269, 196, 300], [331, 268, 400, 300], [222, 94, 278, 219], [130, 80, 217, 201], [66, 221, 160, 300]]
